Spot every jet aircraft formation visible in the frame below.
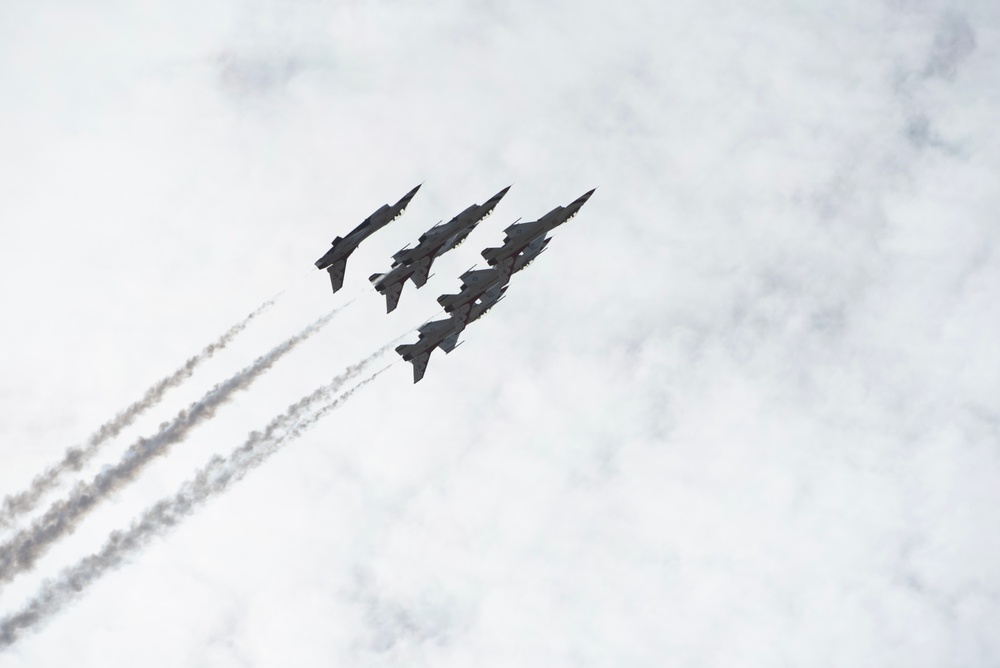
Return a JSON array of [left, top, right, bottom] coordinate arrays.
[[0, 182, 592, 649], [314, 185, 595, 382]]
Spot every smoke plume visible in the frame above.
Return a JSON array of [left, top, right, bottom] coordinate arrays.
[[0, 355, 392, 650], [0, 308, 338, 587], [0, 299, 276, 530]]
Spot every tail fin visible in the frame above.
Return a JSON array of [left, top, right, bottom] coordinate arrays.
[[481, 246, 503, 264], [394, 348, 431, 383], [409, 352, 431, 383], [436, 293, 460, 312]]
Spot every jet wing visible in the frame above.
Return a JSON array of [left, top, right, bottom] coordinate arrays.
[[437, 229, 473, 256], [513, 235, 550, 273], [327, 258, 348, 293], [418, 218, 450, 243], [503, 221, 536, 240], [418, 318, 459, 338], [468, 285, 507, 323], [460, 268, 500, 289], [439, 331, 461, 353], [392, 246, 414, 265], [479, 283, 507, 305]]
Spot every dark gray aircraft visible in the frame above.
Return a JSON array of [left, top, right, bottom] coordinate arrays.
[[435, 233, 549, 320], [436, 266, 509, 321], [369, 186, 511, 313], [396, 284, 507, 383], [314, 184, 421, 293], [481, 188, 595, 274]]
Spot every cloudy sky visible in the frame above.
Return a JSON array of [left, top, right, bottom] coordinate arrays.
[[1, 0, 999, 664]]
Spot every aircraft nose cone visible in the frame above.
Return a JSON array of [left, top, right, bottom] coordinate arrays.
[[577, 188, 596, 203], [398, 183, 422, 205]]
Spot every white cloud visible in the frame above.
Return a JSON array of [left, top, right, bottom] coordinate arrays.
[[1, 0, 999, 665]]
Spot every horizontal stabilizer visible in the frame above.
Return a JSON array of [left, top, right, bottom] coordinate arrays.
[[327, 258, 347, 293], [384, 281, 403, 313], [409, 351, 431, 383]]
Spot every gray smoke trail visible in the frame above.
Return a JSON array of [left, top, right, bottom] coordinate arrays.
[[0, 355, 393, 650], [0, 308, 341, 588], [0, 299, 278, 531]]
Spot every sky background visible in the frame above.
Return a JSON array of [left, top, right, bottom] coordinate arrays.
[[1, 0, 999, 665]]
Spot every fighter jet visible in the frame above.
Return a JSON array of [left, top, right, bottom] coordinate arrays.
[[480, 188, 595, 276], [396, 283, 507, 383], [396, 319, 462, 381], [314, 184, 421, 293], [393, 186, 511, 268], [435, 227, 558, 320], [436, 266, 509, 322], [369, 186, 511, 313]]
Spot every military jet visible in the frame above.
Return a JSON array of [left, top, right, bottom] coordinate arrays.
[[314, 184, 421, 293], [396, 283, 507, 383], [369, 186, 511, 313], [481, 188, 595, 275], [435, 227, 556, 321], [396, 318, 463, 383], [436, 266, 509, 321]]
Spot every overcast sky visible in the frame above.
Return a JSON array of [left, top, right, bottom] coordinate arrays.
[[1, 0, 999, 665]]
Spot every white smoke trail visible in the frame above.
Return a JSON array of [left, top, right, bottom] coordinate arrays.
[[0, 356, 393, 650], [0, 299, 277, 531], [0, 308, 342, 587]]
